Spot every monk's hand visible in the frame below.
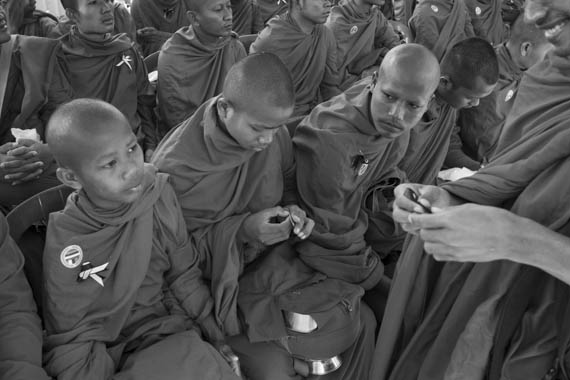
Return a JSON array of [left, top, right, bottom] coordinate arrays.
[[284, 204, 314, 240], [408, 204, 518, 263], [144, 148, 154, 162], [239, 207, 293, 246], [214, 342, 243, 378], [0, 142, 44, 185], [392, 183, 453, 234]]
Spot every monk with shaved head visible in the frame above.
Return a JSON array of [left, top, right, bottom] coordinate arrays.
[[43, 98, 242, 380], [157, 0, 246, 134], [291, 43, 439, 328]]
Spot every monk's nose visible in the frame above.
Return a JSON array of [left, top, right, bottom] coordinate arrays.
[[388, 102, 405, 120]]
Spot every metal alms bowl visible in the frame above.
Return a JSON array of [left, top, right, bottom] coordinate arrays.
[[307, 356, 342, 375], [283, 311, 318, 333]]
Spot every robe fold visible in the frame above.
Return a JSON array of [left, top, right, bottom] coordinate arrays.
[[292, 78, 409, 290], [465, 0, 506, 45], [157, 27, 246, 134], [43, 165, 237, 380], [399, 98, 458, 185], [452, 43, 522, 165], [409, 0, 475, 61], [250, 13, 340, 116], [131, 0, 189, 56], [152, 96, 297, 336], [256, 0, 288, 23], [18, 9, 58, 38], [59, 27, 157, 148], [326, 0, 401, 90], [231, 0, 264, 36], [0, 214, 50, 380], [372, 49, 570, 380]]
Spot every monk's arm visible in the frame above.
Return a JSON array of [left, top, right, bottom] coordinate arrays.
[[319, 31, 342, 101], [0, 217, 50, 380], [279, 128, 299, 206], [409, 10, 440, 51], [374, 13, 402, 50], [134, 51, 158, 152], [444, 124, 482, 170]]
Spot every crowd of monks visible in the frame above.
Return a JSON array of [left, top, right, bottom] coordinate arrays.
[[1, 0, 570, 379]]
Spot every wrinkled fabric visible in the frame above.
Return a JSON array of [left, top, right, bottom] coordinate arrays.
[[157, 27, 246, 134], [232, 0, 264, 36], [44, 166, 237, 380], [256, 0, 288, 23], [399, 98, 458, 184], [409, 0, 475, 61], [152, 96, 296, 336], [293, 78, 409, 289], [465, 0, 506, 45], [251, 13, 340, 116], [326, 0, 401, 90], [0, 214, 50, 380], [58, 27, 157, 147], [18, 9, 58, 38], [373, 49, 570, 380]]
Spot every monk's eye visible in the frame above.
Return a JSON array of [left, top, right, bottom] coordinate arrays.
[[103, 160, 117, 169], [382, 91, 395, 101], [408, 103, 421, 110], [128, 144, 139, 154]]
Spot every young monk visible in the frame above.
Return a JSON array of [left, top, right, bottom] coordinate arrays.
[[373, 0, 570, 378], [250, 0, 340, 117], [231, 0, 264, 36], [448, 14, 551, 168], [157, 0, 247, 134], [43, 98, 241, 380], [58, 0, 157, 161], [326, 0, 402, 90], [292, 44, 439, 317], [130, 0, 189, 56], [0, 213, 50, 379], [5, 0, 58, 37], [409, 0, 475, 61], [0, 3, 70, 211], [398, 37, 498, 185]]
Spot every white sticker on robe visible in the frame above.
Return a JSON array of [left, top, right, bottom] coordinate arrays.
[[505, 89, 514, 102], [431, 5, 439, 12], [350, 25, 358, 34], [61, 245, 83, 268], [475, 6, 481, 15]]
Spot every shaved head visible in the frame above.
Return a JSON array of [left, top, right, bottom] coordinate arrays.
[[378, 43, 440, 95], [46, 99, 131, 170], [223, 53, 295, 113]]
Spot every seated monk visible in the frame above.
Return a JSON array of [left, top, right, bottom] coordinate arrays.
[[448, 13, 551, 168], [373, 0, 570, 377], [5, 0, 58, 37], [157, 0, 246, 134], [0, 3, 70, 211], [464, 0, 507, 45], [292, 44, 440, 320], [50, 1, 138, 45], [398, 37, 498, 184], [231, 0, 264, 36], [43, 98, 241, 380], [0, 212, 50, 379], [131, 0, 189, 56], [409, 0, 475, 60], [58, 0, 157, 160], [326, 0, 402, 90], [250, 0, 341, 117]]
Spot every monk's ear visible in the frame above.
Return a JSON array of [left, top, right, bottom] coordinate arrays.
[[56, 167, 82, 190], [439, 75, 453, 91], [186, 10, 197, 26], [217, 98, 235, 120], [65, 7, 79, 25], [520, 41, 532, 57]]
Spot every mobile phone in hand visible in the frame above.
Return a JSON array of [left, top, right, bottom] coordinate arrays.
[[404, 188, 432, 214]]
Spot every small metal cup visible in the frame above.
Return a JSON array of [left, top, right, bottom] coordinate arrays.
[[307, 356, 343, 375], [283, 311, 318, 333]]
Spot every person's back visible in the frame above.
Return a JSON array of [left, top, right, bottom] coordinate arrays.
[[409, 0, 475, 61], [326, 0, 401, 90], [58, 0, 157, 159], [157, 0, 247, 134], [250, 0, 340, 117], [231, 0, 264, 36], [450, 14, 551, 166], [131, 0, 189, 56], [0, 212, 50, 379], [399, 37, 498, 184], [43, 99, 241, 380]]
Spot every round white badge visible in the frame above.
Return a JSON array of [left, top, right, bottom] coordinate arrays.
[[60, 245, 83, 269], [475, 6, 481, 15], [350, 25, 358, 35], [431, 5, 439, 12], [505, 89, 514, 102]]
